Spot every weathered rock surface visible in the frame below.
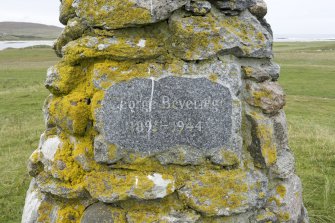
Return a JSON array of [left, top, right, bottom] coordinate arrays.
[[81, 203, 126, 223], [266, 175, 305, 222], [73, 0, 188, 29], [185, 1, 212, 16], [213, 0, 256, 12], [249, 0, 268, 19], [169, 9, 272, 60], [245, 80, 285, 114], [85, 171, 175, 203], [178, 169, 268, 216]]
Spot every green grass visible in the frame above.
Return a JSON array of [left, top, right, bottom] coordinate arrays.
[[0, 48, 58, 223], [0, 42, 334, 222], [275, 41, 335, 223]]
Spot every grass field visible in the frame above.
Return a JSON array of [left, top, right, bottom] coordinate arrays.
[[0, 42, 334, 222]]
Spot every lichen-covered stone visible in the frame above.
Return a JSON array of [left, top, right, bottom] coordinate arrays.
[[212, 0, 256, 14], [246, 110, 277, 168], [178, 169, 268, 216], [185, 1, 212, 16], [169, 8, 272, 60], [85, 171, 175, 203], [62, 22, 169, 64], [245, 80, 285, 114], [80, 202, 126, 223], [242, 66, 271, 82], [36, 172, 86, 199], [266, 175, 304, 222], [45, 62, 84, 95], [59, 0, 76, 25], [22, 180, 44, 223], [272, 110, 289, 149], [48, 93, 91, 135], [155, 146, 206, 166], [270, 148, 295, 179], [250, 209, 278, 223], [198, 212, 254, 223], [73, 0, 188, 29], [22, 0, 308, 222], [54, 18, 88, 57], [126, 210, 200, 223], [249, 0, 267, 19]]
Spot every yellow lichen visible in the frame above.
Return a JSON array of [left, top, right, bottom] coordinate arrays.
[[276, 184, 287, 198], [48, 92, 91, 135], [51, 133, 86, 185], [242, 66, 254, 77], [278, 211, 290, 221], [220, 150, 240, 166], [252, 89, 273, 107], [76, 0, 152, 29], [37, 199, 54, 223], [56, 204, 85, 223], [178, 169, 250, 216], [256, 124, 277, 166], [209, 74, 219, 82], [84, 170, 175, 201], [46, 62, 84, 95]]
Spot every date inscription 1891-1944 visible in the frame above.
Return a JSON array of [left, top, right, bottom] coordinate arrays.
[[99, 77, 233, 153]]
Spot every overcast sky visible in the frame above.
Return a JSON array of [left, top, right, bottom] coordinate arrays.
[[0, 0, 334, 35]]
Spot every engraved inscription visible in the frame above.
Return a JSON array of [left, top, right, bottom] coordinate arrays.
[[99, 77, 233, 153]]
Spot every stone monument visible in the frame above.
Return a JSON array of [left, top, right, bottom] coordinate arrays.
[[22, 0, 309, 222]]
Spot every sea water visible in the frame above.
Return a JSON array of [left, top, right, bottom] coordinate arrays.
[[0, 40, 54, 51]]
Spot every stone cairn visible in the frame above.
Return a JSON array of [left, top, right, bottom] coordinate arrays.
[[22, 0, 309, 222]]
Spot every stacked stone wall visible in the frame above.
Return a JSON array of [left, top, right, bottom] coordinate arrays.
[[22, 0, 309, 222]]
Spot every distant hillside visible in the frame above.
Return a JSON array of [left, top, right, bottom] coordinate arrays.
[[0, 22, 63, 41]]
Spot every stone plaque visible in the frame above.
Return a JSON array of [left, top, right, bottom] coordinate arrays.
[[99, 77, 232, 152]]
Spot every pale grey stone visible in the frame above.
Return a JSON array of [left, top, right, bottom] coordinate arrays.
[[272, 110, 289, 149], [21, 180, 44, 223], [45, 66, 59, 92], [43, 94, 56, 129], [93, 135, 125, 164], [155, 145, 206, 165], [213, 0, 256, 12], [249, 0, 267, 19], [249, 209, 278, 223], [267, 175, 304, 223], [185, 1, 212, 15], [178, 170, 268, 216], [270, 149, 295, 179], [298, 205, 310, 223], [126, 210, 200, 223], [84, 171, 175, 202], [262, 61, 280, 81], [81, 203, 125, 223], [239, 59, 279, 81], [36, 172, 87, 199], [242, 66, 271, 82], [198, 212, 254, 222], [169, 9, 273, 60], [159, 210, 201, 223]]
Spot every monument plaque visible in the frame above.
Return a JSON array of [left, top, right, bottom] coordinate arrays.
[[99, 77, 232, 152]]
